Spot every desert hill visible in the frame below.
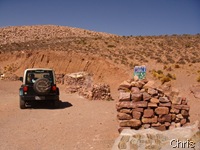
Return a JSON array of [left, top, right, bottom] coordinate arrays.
[[0, 25, 200, 123], [0, 25, 200, 94]]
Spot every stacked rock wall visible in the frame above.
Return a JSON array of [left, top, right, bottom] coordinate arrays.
[[56, 72, 113, 100], [116, 79, 190, 132]]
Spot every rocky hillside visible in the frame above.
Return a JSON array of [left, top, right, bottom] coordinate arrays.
[[0, 25, 200, 66], [0, 25, 200, 97]]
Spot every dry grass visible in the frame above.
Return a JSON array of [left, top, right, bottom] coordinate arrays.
[[151, 69, 176, 84]]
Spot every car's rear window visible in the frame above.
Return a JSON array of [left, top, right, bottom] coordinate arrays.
[[25, 70, 54, 84]]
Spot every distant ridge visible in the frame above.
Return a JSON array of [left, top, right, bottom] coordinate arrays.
[[0, 25, 117, 45]]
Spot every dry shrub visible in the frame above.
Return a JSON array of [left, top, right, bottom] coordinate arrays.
[[152, 70, 176, 84]]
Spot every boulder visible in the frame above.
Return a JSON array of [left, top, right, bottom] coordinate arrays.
[[132, 111, 142, 120], [147, 88, 158, 95], [150, 98, 159, 103], [142, 116, 158, 124], [159, 102, 172, 107], [117, 112, 132, 120], [148, 102, 158, 108], [158, 114, 172, 123], [133, 101, 148, 108], [116, 102, 136, 110], [118, 80, 132, 91], [143, 80, 155, 89], [143, 109, 154, 118], [119, 109, 132, 114], [155, 107, 169, 115], [119, 92, 131, 101], [143, 92, 151, 101], [159, 97, 170, 103], [131, 87, 140, 94], [131, 93, 143, 101], [119, 119, 142, 128]]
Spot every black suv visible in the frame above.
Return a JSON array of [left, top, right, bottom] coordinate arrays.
[[19, 68, 59, 109]]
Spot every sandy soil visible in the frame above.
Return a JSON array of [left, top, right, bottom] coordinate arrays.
[[0, 80, 118, 150]]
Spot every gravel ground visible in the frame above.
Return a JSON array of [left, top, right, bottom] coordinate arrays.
[[0, 80, 118, 150]]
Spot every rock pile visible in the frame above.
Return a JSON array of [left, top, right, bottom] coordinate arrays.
[[79, 83, 113, 101], [0, 73, 19, 81], [63, 72, 113, 100], [116, 79, 190, 132], [55, 74, 65, 84]]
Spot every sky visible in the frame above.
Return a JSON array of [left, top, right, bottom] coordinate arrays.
[[0, 0, 199, 36]]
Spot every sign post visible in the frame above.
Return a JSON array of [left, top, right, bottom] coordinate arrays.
[[134, 65, 146, 80]]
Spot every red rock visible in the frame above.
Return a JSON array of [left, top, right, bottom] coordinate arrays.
[[143, 81, 155, 89], [181, 110, 189, 118], [131, 93, 142, 101], [132, 111, 142, 120], [134, 101, 148, 108], [119, 92, 131, 101], [134, 107, 144, 113], [155, 107, 169, 115], [153, 125, 166, 131], [148, 102, 158, 107], [171, 114, 176, 121], [118, 80, 131, 90], [116, 101, 136, 110], [143, 92, 151, 101], [181, 105, 190, 110], [159, 97, 169, 103], [134, 81, 144, 88], [158, 114, 172, 123], [143, 109, 154, 118], [131, 87, 140, 94], [119, 119, 142, 128], [142, 116, 158, 124], [119, 109, 132, 114], [150, 98, 159, 103], [147, 88, 158, 95], [176, 114, 183, 119], [159, 102, 171, 107], [180, 119, 187, 125], [172, 104, 190, 110], [151, 122, 161, 127], [170, 108, 180, 114], [181, 98, 188, 105], [117, 112, 133, 120]]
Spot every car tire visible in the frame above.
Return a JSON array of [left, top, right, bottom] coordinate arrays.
[[20, 99, 26, 109], [33, 78, 51, 95]]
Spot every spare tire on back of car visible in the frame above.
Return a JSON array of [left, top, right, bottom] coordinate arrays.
[[33, 78, 51, 94]]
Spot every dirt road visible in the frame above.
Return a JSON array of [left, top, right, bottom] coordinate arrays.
[[0, 81, 118, 150]]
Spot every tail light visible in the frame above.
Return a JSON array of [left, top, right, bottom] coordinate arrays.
[[52, 85, 57, 91], [23, 86, 28, 92]]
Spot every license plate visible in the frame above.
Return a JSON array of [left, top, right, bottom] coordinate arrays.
[[35, 96, 45, 100]]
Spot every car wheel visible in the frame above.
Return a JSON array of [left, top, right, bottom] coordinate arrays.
[[33, 78, 51, 94], [20, 99, 26, 109]]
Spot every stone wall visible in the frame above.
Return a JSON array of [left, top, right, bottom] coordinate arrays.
[[116, 78, 190, 132], [56, 72, 113, 101]]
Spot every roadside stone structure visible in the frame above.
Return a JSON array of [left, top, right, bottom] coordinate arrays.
[[116, 78, 190, 132], [56, 72, 113, 101]]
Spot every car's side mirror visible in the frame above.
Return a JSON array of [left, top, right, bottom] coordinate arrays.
[[19, 77, 23, 82]]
